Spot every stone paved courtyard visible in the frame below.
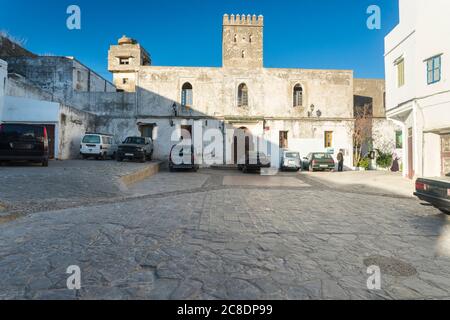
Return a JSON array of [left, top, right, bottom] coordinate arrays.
[[1, 166, 450, 300]]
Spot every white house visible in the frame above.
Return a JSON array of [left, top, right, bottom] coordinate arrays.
[[385, 0, 450, 178], [0, 59, 97, 160]]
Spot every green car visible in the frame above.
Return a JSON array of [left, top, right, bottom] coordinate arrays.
[[302, 153, 336, 172]]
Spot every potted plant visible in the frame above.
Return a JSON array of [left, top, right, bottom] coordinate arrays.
[[375, 149, 393, 171], [357, 157, 370, 171]]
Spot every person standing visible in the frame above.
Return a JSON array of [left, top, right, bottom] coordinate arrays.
[[391, 153, 400, 172], [337, 150, 344, 172]]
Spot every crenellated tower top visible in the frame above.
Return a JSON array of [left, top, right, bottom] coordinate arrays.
[[223, 14, 264, 26], [222, 14, 264, 68]]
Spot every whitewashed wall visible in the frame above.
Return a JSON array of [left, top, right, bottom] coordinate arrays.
[[385, 0, 450, 178]]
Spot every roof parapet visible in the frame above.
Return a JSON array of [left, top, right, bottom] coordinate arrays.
[[223, 14, 263, 26]]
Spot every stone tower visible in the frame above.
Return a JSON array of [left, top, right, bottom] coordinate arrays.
[[108, 35, 151, 92], [222, 14, 264, 68]]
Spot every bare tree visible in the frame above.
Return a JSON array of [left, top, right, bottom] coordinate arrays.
[[353, 103, 373, 166]]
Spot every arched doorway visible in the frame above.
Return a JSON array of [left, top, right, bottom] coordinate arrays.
[[233, 127, 252, 164]]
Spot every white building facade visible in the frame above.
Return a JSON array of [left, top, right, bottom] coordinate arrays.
[[0, 58, 97, 160], [385, 0, 450, 178], [103, 15, 391, 169], [0, 59, 6, 114]]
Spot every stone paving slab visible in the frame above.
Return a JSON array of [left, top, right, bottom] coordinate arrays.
[[126, 172, 210, 196], [301, 170, 415, 197], [0, 181, 449, 300], [0, 160, 160, 218], [223, 175, 310, 187]]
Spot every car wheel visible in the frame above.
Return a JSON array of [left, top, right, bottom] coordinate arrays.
[[309, 164, 314, 172], [117, 156, 123, 162], [169, 166, 175, 172], [242, 166, 247, 173], [140, 154, 146, 163], [111, 152, 116, 160], [42, 159, 49, 167]]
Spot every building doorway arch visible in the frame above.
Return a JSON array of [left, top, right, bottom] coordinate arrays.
[[233, 126, 253, 164]]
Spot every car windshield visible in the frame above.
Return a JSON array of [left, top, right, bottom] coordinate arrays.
[[285, 152, 299, 158], [82, 135, 101, 144], [124, 137, 145, 145], [313, 153, 332, 159], [0, 124, 43, 139]]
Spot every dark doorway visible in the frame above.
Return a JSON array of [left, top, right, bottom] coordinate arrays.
[[181, 125, 192, 140], [139, 124, 155, 139], [44, 125, 55, 159], [233, 127, 251, 164]]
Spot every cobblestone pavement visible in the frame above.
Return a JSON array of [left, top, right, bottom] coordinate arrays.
[[0, 160, 156, 218], [1, 168, 450, 299]]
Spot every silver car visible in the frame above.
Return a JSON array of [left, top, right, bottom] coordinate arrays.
[[280, 150, 301, 171]]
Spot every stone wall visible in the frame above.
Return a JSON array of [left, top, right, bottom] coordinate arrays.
[[222, 14, 264, 69], [353, 78, 386, 118], [3, 56, 115, 106], [6, 73, 54, 101], [135, 66, 354, 119], [58, 104, 97, 159]]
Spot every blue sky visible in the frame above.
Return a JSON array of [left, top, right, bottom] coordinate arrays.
[[0, 0, 399, 80]]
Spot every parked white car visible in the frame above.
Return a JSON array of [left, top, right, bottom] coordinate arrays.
[[280, 150, 302, 171], [80, 133, 117, 160]]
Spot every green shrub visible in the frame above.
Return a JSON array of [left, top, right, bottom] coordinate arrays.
[[376, 150, 393, 168], [358, 157, 370, 170]]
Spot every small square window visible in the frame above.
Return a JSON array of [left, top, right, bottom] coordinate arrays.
[[122, 78, 129, 85], [119, 58, 130, 65]]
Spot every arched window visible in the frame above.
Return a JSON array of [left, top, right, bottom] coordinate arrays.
[[234, 34, 237, 43], [249, 34, 253, 43], [238, 83, 248, 107], [181, 82, 193, 107], [293, 84, 303, 107], [241, 50, 246, 58]]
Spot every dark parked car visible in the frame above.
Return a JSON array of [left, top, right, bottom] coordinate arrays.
[[116, 137, 153, 162], [0, 123, 49, 167], [168, 144, 199, 172], [414, 175, 450, 214], [238, 151, 271, 173], [302, 152, 335, 172]]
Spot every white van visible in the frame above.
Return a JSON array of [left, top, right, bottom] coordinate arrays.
[[80, 133, 117, 160]]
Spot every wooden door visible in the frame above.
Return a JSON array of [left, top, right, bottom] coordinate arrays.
[[279, 131, 288, 149], [45, 124, 55, 159], [408, 128, 414, 179]]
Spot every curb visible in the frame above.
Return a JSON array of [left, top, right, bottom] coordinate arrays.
[[119, 162, 161, 186]]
